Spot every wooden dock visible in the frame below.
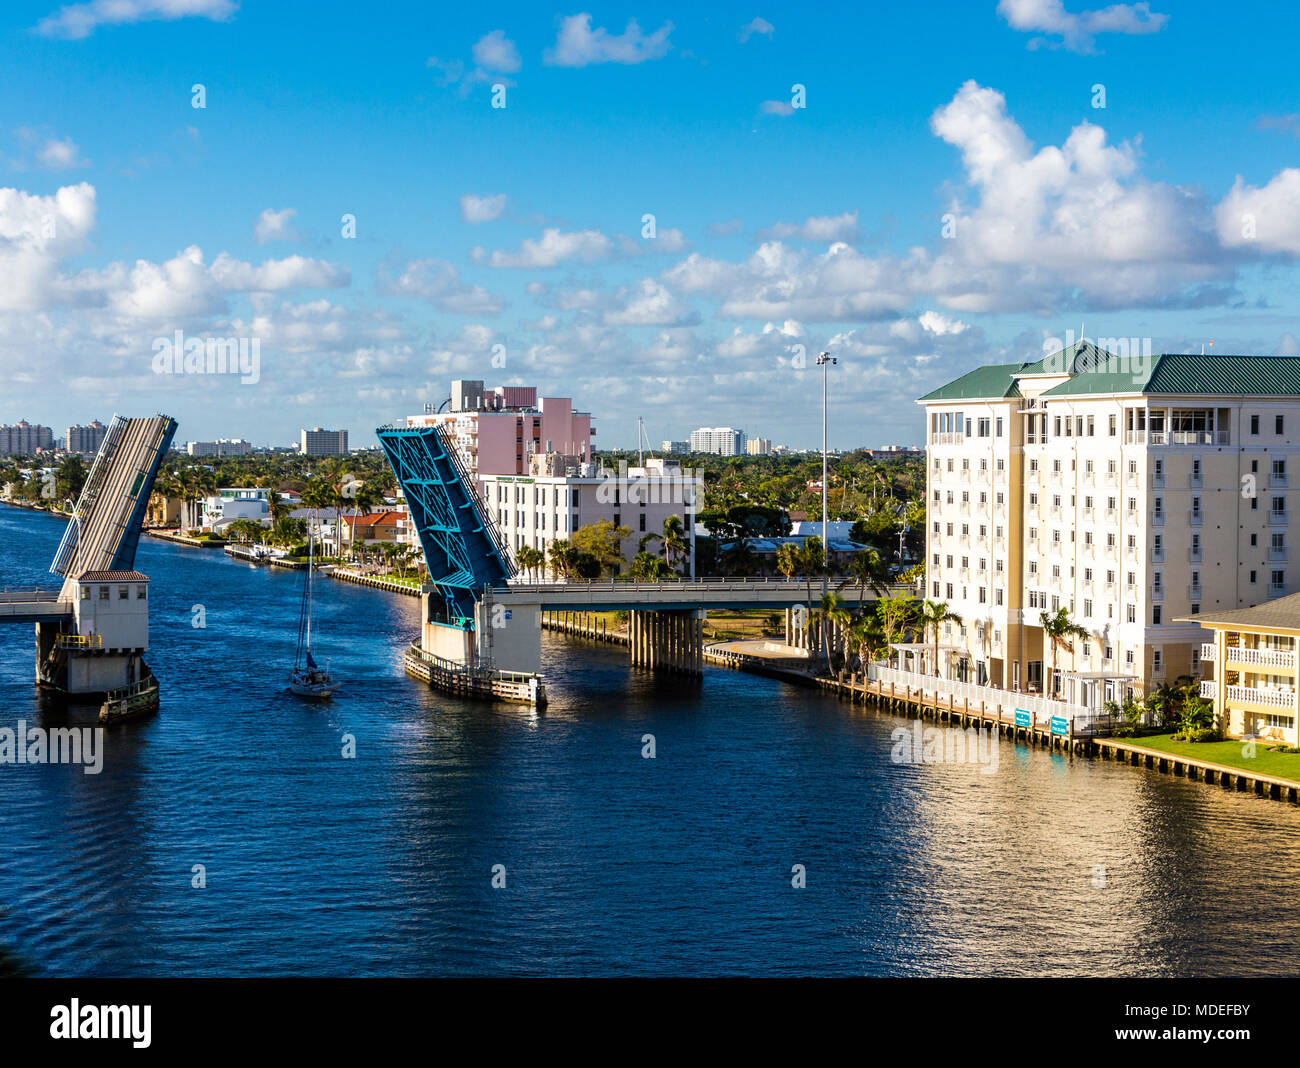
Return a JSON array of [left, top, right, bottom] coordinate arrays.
[[821, 674, 1300, 803]]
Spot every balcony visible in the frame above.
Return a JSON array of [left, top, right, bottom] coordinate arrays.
[[1188, 583, 1204, 601], [1223, 645, 1298, 670], [1201, 643, 1215, 662], [1201, 679, 1215, 698], [1151, 473, 1166, 488], [1152, 547, 1165, 562], [1189, 475, 1204, 489], [1271, 582, 1287, 597], [1270, 509, 1288, 527], [1188, 548, 1203, 564], [1225, 684, 1296, 709], [1170, 430, 1230, 446], [1270, 547, 1288, 563], [1273, 473, 1290, 489], [1189, 509, 1204, 526], [1150, 584, 1165, 602], [1151, 510, 1166, 527]]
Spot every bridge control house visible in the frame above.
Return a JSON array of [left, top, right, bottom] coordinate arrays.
[[50, 570, 152, 694]]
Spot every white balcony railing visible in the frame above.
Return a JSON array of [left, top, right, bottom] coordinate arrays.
[[1201, 643, 1215, 662], [1225, 684, 1296, 709], [1223, 646, 1298, 670]]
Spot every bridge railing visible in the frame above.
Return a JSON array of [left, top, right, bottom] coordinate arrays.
[[0, 588, 64, 603], [500, 577, 915, 596]]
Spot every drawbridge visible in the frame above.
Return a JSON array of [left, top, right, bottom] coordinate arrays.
[[2, 413, 176, 710], [376, 423, 514, 626]]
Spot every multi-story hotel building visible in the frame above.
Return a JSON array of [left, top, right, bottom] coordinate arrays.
[[405, 380, 594, 487], [920, 343, 1300, 706]]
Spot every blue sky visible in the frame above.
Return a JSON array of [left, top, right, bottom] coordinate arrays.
[[3, 0, 1300, 449]]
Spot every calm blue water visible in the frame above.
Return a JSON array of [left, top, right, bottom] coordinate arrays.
[[3, 503, 1300, 976]]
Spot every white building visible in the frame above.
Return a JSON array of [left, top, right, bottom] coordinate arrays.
[[690, 426, 746, 456], [187, 438, 252, 457], [300, 427, 349, 456], [745, 437, 772, 456], [480, 456, 701, 578], [919, 342, 1300, 703]]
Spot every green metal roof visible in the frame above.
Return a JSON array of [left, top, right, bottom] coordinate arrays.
[[917, 362, 1024, 402], [921, 350, 1300, 403]]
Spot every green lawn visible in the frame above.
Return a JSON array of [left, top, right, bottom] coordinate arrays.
[[1131, 732, 1300, 782]]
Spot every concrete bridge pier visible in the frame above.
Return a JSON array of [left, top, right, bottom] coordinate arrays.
[[630, 608, 703, 676]]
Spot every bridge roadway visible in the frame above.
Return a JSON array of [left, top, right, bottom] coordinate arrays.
[[487, 577, 912, 612], [0, 588, 73, 624]]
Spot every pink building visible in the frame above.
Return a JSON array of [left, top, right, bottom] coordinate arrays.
[[406, 380, 594, 485]]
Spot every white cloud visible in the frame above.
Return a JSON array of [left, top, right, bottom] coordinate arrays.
[[1216, 170, 1300, 255], [604, 279, 695, 326], [997, 0, 1169, 53], [254, 207, 297, 244], [759, 100, 795, 117], [460, 193, 507, 224], [917, 310, 970, 335], [544, 14, 673, 67], [378, 258, 503, 315], [487, 227, 615, 268], [738, 17, 774, 42], [35, 136, 88, 170], [471, 30, 521, 73], [36, 0, 238, 40], [759, 211, 859, 243]]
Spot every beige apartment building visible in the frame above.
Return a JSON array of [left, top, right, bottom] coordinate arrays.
[[919, 343, 1300, 706]]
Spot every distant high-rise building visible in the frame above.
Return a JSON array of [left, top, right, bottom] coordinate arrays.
[[405, 379, 594, 488], [745, 437, 772, 456], [299, 427, 349, 456], [66, 421, 108, 454], [661, 440, 689, 455], [0, 421, 55, 456], [689, 427, 746, 456], [187, 438, 253, 457]]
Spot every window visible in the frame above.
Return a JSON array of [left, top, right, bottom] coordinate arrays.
[[1127, 605, 1136, 623], [1152, 606, 1161, 624], [1251, 414, 1260, 435], [995, 589, 1003, 605], [1274, 496, 1286, 515], [1087, 415, 1095, 437], [1108, 414, 1117, 436], [639, 513, 646, 532], [996, 417, 1004, 436], [1251, 570, 1258, 584], [1278, 414, 1285, 434], [80, 586, 89, 600], [137, 586, 147, 600], [1084, 599, 1093, 616], [978, 417, 991, 437], [98, 586, 109, 600]]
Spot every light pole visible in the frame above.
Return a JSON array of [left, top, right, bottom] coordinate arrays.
[[817, 351, 836, 669]]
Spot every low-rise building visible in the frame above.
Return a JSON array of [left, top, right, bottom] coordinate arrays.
[[1185, 595, 1300, 746]]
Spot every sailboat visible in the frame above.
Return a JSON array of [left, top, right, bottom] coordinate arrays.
[[290, 516, 340, 699]]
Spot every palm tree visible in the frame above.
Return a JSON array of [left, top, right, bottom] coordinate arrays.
[[661, 513, 690, 573], [1039, 607, 1089, 699], [798, 537, 828, 667], [817, 591, 853, 680], [547, 539, 578, 580], [849, 613, 888, 675], [516, 544, 545, 581], [918, 600, 964, 679], [837, 546, 888, 611]]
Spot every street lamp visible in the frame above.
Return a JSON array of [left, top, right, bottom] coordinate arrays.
[[816, 352, 837, 564], [816, 352, 836, 671]]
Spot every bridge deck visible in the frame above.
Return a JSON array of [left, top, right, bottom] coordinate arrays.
[[486, 579, 913, 613], [0, 589, 72, 624]]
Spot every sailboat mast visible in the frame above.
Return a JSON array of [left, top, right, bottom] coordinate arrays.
[[305, 510, 314, 651]]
